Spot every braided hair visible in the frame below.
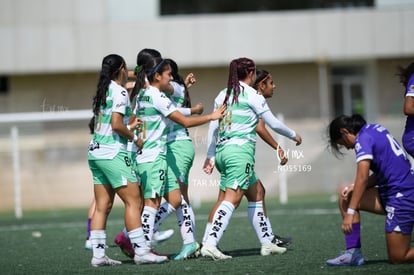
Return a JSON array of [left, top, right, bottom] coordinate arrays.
[[92, 54, 126, 115], [223, 57, 256, 105]]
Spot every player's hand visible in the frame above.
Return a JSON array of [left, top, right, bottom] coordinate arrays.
[[341, 184, 354, 201], [185, 73, 196, 88], [203, 158, 215, 175], [341, 214, 354, 234], [192, 103, 204, 115], [210, 104, 226, 120], [135, 137, 143, 150], [294, 133, 302, 146], [128, 118, 141, 131], [277, 148, 288, 165]]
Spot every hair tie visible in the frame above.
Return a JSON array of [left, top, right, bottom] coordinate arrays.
[[146, 59, 166, 77]]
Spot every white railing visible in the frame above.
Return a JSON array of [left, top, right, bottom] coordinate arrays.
[[0, 110, 289, 218], [0, 110, 92, 218]]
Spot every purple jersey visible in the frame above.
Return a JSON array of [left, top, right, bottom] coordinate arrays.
[[403, 73, 414, 157], [355, 124, 414, 207], [404, 74, 414, 133]]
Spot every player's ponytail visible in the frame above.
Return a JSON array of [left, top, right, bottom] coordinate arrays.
[[223, 57, 255, 105], [92, 54, 125, 115], [130, 48, 162, 102]]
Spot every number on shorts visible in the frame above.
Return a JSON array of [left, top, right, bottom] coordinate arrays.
[[124, 156, 131, 167], [245, 163, 254, 174], [159, 169, 165, 181]]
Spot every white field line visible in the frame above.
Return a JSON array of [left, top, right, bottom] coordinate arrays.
[[0, 208, 339, 232]]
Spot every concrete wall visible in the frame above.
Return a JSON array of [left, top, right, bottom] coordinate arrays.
[[1, 1, 414, 74]]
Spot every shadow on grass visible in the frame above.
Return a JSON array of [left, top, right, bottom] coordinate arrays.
[[227, 247, 260, 257], [363, 259, 389, 265]]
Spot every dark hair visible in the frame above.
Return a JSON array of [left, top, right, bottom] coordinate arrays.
[[92, 54, 126, 115], [143, 57, 170, 83], [397, 62, 414, 92], [253, 69, 270, 90], [328, 114, 366, 156], [88, 116, 95, 134], [165, 58, 191, 107], [131, 48, 162, 101], [223, 57, 256, 105]]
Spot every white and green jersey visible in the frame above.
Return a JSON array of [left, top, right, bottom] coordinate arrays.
[[88, 80, 132, 160], [206, 81, 296, 158], [166, 81, 191, 143], [135, 85, 177, 163], [215, 81, 268, 147]]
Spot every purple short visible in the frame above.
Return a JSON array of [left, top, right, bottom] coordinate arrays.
[[384, 196, 414, 235]]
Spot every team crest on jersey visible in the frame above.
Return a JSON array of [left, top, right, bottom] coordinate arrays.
[[354, 142, 362, 152], [121, 90, 127, 96], [88, 141, 100, 151], [410, 84, 414, 91]]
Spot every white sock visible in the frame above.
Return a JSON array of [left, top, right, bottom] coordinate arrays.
[[176, 196, 196, 244], [122, 227, 129, 238], [90, 230, 106, 258], [248, 201, 272, 244], [205, 200, 235, 247], [141, 206, 157, 246], [153, 202, 176, 233], [266, 217, 275, 241], [202, 222, 212, 246], [128, 227, 149, 255]]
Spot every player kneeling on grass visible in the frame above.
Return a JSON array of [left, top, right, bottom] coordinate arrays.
[[326, 114, 414, 266]]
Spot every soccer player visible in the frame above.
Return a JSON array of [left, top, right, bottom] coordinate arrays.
[[326, 114, 414, 265], [150, 58, 203, 260], [398, 62, 414, 157], [88, 54, 167, 266], [201, 58, 302, 260], [201, 68, 292, 252], [133, 57, 225, 257]]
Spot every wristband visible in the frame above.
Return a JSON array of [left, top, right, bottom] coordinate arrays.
[[347, 208, 356, 215], [127, 124, 132, 131], [130, 134, 138, 142]]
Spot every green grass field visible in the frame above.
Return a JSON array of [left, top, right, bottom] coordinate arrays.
[[1, 195, 414, 274]]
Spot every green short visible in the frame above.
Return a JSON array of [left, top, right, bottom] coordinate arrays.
[[165, 140, 195, 193], [88, 150, 137, 189], [136, 154, 167, 199], [215, 142, 257, 191]]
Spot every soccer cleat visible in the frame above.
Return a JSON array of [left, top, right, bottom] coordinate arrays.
[[326, 248, 365, 266], [272, 234, 292, 247], [260, 243, 287, 256], [114, 231, 134, 258], [201, 244, 232, 260], [91, 255, 122, 267], [134, 251, 169, 264], [172, 242, 200, 260], [84, 238, 92, 250], [151, 229, 174, 246]]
